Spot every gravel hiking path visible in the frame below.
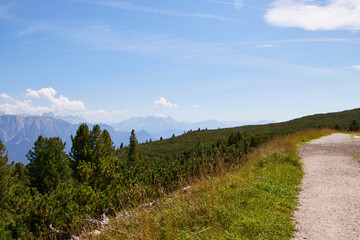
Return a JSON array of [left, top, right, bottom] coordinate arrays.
[[293, 133, 360, 240]]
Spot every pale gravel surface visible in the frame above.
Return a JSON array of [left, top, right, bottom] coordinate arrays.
[[293, 133, 360, 240]]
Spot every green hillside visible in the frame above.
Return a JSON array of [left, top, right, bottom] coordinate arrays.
[[1, 108, 358, 238], [135, 108, 360, 157], [104, 129, 334, 239]]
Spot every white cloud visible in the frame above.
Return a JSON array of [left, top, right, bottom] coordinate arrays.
[[0, 88, 129, 122], [26, 87, 56, 99], [52, 95, 85, 111], [349, 65, 360, 70], [26, 87, 85, 111], [154, 97, 178, 108], [0, 87, 84, 115], [0, 93, 13, 101], [0, 100, 52, 115], [192, 104, 201, 108], [265, 0, 360, 31]]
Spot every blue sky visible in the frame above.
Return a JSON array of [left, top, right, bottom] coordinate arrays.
[[0, 0, 360, 123]]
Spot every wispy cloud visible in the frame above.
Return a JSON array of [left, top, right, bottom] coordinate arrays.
[[268, 38, 360, 44], [0, 93, 13, 101], [256, 44, 275, 48], [17, 22, 53, 36], [18, 22, 227, 62], [265, 0, 360, 31], [220, 53, 336, 78], [206, 0, 266, 10], [192, 104, 200, 108], [74, 0, 231, 21], [154, 97, 178, 109], [17, 20, 350, 74], [206, 0, 234, 6], [0, 1, 13, 19], [0, 4, 7, 18], [349, 65, 360, 70], [66, 25, 189, 52]]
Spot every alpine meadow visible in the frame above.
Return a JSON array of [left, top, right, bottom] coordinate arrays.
[[1, 108, 360, 238], [1, 0, 360, 239]]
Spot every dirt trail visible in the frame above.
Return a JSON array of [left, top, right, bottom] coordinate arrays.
[[293, 133, 360, 240]]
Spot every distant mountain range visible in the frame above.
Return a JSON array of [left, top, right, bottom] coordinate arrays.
[[111, 116, 273, 137], [0, 115, 75, 165], [0, 114, 274, 164]]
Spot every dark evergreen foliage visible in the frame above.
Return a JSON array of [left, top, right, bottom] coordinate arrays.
[[70, 123, 92, 181], [27, 136, 72, 194], [71, 124, 115, 182], [12, 162, 30, 186], [0, 140, 32, 239], [128, 129, 139, 163], [349, 120, 360, 131], [70, 123, 92, 165]]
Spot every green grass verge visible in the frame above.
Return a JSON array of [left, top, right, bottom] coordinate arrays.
[[102, 129, 334, 239]]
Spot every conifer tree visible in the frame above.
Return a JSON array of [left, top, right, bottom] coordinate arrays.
[[90, 125, 102, 162], [72, 124, 115, 165], [98, 129, 115, 159], [70, 123, 92, 170], [195, 137, 204, 155], [0, 139, 10, 212], [12, 162, 30, 186], [349, 120, 359, 131], [90, 125, 115, 162], [128, 129, 139, 163], [27, 136, 72, 194], [71, 124, 116, 183], [0, 139, 31, 238]]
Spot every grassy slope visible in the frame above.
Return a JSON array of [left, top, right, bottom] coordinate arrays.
[[104, 129, 334, 239], [136, 108, 360, 157]]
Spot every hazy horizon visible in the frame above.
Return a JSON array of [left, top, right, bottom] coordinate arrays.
[[0, 111, 276, 126]]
